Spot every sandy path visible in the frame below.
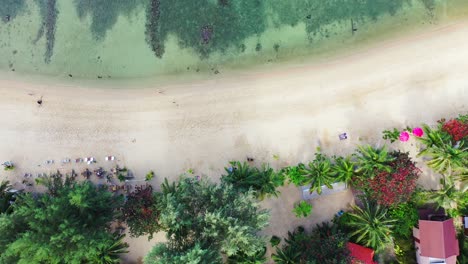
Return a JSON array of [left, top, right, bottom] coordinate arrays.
[[0, 20, 467, 263]]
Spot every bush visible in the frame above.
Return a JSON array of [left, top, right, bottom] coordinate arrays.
[[270, 235, 281, 247], [272, 223, 350, 264], [388, 202, 418, 239], [145, 171, 155, 181], [293, 201, 312, 218], [353, 152, 420, 206]]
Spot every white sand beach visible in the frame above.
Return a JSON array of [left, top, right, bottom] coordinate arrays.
[[0, 20, 467, 263]]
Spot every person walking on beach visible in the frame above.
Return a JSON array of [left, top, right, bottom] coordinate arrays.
[[37, 96, 43, 106]]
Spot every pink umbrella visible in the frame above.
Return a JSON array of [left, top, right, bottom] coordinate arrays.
[[412, 127, 424, 137], [399, 131, 410, 142]]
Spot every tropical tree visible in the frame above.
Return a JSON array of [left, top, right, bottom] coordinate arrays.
[[121, 184, 161, 238], [0, 180, 15, 214], [93, 233, 129, 264], [355, 145, 395, 178], [227, 246, 267, 264], [347, 200, 396, 252], [416, 123, 468, 178], [0, 175, 128, 263], [272, 223, 350, 264], [299, 152, 336, 194], [221, 161, 284, 200], [144, 178, 269, 264]]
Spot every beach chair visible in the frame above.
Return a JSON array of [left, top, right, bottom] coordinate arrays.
[[75, 158, 83, 163], [45, 160, 54, 165], [105, 156, 115, 161], [62, 158, 71, 164]]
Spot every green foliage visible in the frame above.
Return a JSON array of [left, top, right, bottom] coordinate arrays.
[[92, 233, 129, 264], [355, 145, 395, 178], [282, 165, 306, 186], [145, 170, 155, 181], [270, 235, 281, 247], [272, 223, 350, 264], [298, 152, 336, 194], [221, 161, 284, 200], [0, 176, 127, 263], [416, 123, 468, 177], [227, 246, 267, 264], [0, 180, 15, 214], [388, 203, 418, 239], [426, 176, 468, 217], [292, 201, 312, 218], [382, 128, 400, 143], [393, 236, 417, 264], [347, 200, 396, 252], [332, 155, 355, 185], [145, 178, 269, 263], [145, 243, 222, 264]]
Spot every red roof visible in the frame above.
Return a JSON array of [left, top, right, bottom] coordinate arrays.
[[347, 242, 376, 264], [419, 218, 459, 258]]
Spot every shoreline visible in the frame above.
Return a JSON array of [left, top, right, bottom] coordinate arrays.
[[0, 19, 468, 263]]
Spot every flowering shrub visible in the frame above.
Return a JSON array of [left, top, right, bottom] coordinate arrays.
[[442, 118, 468, 141], [353, 152, 421, 206], [122, 185, 161, 238]]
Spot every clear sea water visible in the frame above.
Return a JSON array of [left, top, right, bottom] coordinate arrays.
[[0, 0, 467, 80]]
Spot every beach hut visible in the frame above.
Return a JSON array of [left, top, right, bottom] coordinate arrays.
[[413, 217, 459, 264]]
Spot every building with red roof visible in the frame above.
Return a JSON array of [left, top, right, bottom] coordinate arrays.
[[413, 216, 459, 264], [347, 242, 377, 264]]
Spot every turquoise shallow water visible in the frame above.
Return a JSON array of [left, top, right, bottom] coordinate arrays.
[[0, 0, 467, 80]]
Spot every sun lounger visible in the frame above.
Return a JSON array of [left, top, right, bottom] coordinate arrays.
[[62, 158, 71, 164], [302, 182, 348, 200], [75, 158, 83, 163], [105, 156, 115, 161], [45, 160, 54, 165]]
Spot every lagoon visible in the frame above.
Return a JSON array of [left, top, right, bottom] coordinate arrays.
[[1, 0, 467, 80]]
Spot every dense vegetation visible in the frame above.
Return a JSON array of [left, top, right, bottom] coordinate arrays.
[[0, 113, 466, 263], [144, 178, 269, 264], [0, 176, 128, 263]]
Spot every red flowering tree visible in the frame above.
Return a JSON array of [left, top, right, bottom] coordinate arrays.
[[442, 118, 468, 142], [121, 185, 161, 238], [353, 152, 421, 207]]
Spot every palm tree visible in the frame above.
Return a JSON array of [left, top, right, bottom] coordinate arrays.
[[416, 124, 451, 149], [332, 156, 356, 185], [271, 247, 301, 264], [355, 145, 395, 178], [418, 140, 468, 176], [299, 153, 335, 194], [427, 176, 467, 212], [347, 200, 395, 252], [221, 161, 284, 200], [93, 233, 129, 264], [227, 246, 267, 264], [0, 180, 14, 214]]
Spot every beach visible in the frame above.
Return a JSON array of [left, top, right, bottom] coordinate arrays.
[[0, 19, 467, 263]]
